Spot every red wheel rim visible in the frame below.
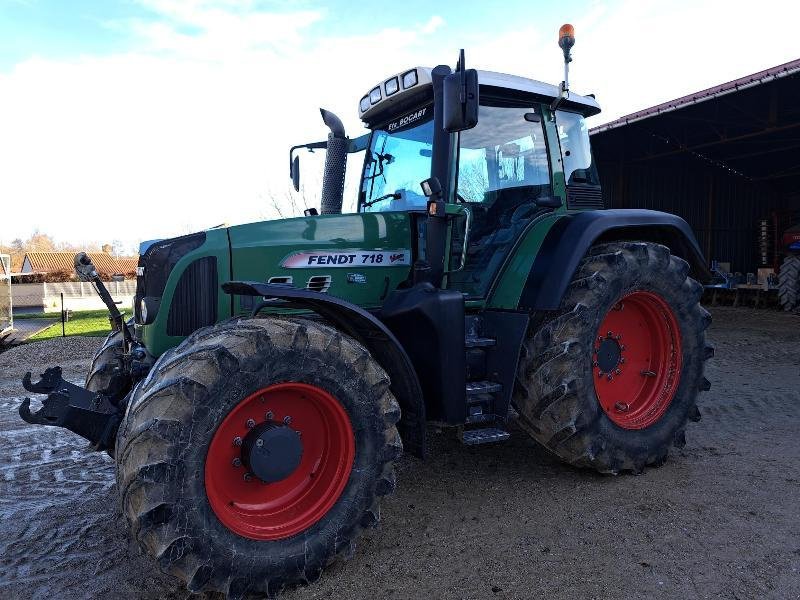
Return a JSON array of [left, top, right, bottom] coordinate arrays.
[[593, 291, 683, 429], [205, 383, 355, 540]]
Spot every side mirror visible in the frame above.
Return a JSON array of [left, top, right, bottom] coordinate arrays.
[[443, 50, 479, 133], [290, 155, 300, 192]]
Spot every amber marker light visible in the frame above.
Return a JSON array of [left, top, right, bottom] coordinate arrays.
[[559, 23, 575, 50]]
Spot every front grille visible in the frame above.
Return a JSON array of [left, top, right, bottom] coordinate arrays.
[[566, 185, 604, 210], [166, 256, 218, 336], [135, 232, 206, 322]]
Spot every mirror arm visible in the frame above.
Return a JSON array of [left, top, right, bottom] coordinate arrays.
[[289, 140, 328, 189]]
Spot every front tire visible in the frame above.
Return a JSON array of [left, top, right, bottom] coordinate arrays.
[[115, 317, 401, 598], [85, 328, 126, 394], [514, 242, 713, 474]]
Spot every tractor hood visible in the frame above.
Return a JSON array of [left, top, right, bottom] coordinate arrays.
[[227, 211, 414, 311]]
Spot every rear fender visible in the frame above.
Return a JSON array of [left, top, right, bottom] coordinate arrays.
[[519, 209, 711, 311], [222, 281, 426, 458]]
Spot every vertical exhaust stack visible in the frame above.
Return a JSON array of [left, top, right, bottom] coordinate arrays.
[[319, 109, 347, 215]]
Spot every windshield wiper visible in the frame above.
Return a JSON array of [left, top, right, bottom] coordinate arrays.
[[363, 192, 401, 208]]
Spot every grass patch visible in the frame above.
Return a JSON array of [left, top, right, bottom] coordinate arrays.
[[28, 310, 121, 341]]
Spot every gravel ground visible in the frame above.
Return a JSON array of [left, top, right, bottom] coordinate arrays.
[[0, 307, 798, 600]]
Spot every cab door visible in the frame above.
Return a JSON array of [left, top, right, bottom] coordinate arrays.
[[447, 102, 555, 298]]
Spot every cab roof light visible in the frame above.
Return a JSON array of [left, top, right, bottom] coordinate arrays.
[[385, 76, 399, 96], [359, 95, 370, 113], [401, 69, 418, 89], [369, 86, 382, 105]]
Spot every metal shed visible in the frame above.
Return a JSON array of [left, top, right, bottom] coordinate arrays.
[[591, 59, 800, 275]]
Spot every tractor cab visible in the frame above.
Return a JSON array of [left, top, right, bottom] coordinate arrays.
[[356, 64, 602, 297]]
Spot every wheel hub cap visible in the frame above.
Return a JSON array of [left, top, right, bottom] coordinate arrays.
[[241, 421, 303, 484], [595, 334, 623, 374]]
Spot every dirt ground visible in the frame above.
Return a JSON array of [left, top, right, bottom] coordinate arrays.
[[0, 307, 798, 600]]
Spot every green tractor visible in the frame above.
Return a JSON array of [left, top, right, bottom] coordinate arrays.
[[20, 26, 712, 598]]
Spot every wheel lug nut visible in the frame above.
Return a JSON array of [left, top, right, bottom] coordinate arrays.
[[246, 419, 256, 429], [232, 457, 242, 467], [233, 436, 242, 447], [598, 371, 605, 378], [592, 361, 598, 367], [614, 401, 629, 412], [243, 472, 253, 482], [620, 357, 626, 364], [607, 374, 613, 381], [283, 415, 292, 425], [620, 345, 626, 351], [296, 431, 302, 437], [256, 438, 264, 447], [607, 331, 613, 337], [614, 368, 621, 375], [265, 411, 273, 420]]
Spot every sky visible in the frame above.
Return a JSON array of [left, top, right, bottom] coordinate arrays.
[[1, 0, 798, 253]]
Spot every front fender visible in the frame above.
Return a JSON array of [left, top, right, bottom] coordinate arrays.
[[519, 209, 712, 311], [222, 281, 426, 458]]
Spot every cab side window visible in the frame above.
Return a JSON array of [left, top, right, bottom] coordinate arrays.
[[457, 106, 551, 209], [556, 110, 600, 186]]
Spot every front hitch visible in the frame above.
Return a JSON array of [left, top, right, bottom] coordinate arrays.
[[20, 366, 122, 451]]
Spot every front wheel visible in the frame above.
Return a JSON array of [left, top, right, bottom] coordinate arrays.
[[115, 317, 401, 598], [514, 242, 713, 474]]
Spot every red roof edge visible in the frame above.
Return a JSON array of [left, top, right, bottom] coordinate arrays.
[[590, 57, 800, 135]]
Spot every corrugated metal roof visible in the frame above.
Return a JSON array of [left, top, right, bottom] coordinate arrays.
[[23, 252, 138, 275], [590, 58, 800, 135]]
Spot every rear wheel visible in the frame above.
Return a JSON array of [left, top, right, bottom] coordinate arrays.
[[514, 242, 713, 473], [779, 254, 800, 311], [115, 317, 401, 598]]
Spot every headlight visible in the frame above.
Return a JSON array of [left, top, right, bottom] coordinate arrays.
[[402, 69, 418, 89], [140, 298, 148, 324], [369, 86, 381, 105], [385, 77, 399, 96], [359, 95, 370, 113], [139, 296, 160, 325]]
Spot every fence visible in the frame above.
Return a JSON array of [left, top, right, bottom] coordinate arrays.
[[12, 280, 136, 312], [0, 254, 11, 333]]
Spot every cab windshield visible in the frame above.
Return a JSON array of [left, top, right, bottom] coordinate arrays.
[[360, 105, 434, 212]]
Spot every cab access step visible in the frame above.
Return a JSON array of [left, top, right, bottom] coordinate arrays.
[[461, 329, 511, 445]]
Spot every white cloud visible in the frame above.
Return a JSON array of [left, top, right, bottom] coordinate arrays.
[[1, 0, 798, 249], [421, 15, 445, 35]]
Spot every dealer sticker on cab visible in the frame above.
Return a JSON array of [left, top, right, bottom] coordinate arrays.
[[281, 249, 411, 269]]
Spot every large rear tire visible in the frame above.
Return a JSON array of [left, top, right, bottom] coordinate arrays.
[[514, 242, 713, 474], [778, 254, 800, 311], [115, 317, 401, 598]]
